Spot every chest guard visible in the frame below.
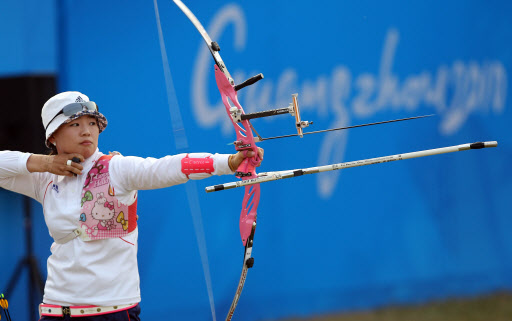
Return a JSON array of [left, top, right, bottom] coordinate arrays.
[[78, 155, 137, 241]]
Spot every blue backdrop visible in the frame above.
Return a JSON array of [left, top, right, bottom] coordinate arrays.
[[1, 1, 511, 320]]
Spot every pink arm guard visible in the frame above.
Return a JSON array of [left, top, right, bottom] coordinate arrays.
[[181, 154, 214, 178]]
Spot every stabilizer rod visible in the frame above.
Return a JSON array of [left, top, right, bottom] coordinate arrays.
[[241, 107, 292, 121], [206, 141, 498, 192], [234, 73, 264, 91]]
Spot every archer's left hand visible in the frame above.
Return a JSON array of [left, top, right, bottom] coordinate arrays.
[[229, 147, 264, 171]]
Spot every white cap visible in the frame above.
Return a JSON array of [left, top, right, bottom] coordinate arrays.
[[42, 91, 107, 147]]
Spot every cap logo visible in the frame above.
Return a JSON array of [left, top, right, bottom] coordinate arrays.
[[75, 96, 85, 103]]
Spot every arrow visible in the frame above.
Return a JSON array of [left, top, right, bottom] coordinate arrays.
[[252, 114, 435, 142]]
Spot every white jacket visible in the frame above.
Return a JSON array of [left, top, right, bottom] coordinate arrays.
[[0, 149, 232, 306]]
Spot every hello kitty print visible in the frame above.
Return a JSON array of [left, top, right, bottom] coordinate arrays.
[[79, 155, 137, 241]]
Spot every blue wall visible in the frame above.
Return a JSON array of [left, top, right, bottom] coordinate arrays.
[[1, 1, 511, 320], [0, 0, 57, 76]]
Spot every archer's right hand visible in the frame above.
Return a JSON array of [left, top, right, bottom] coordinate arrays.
[[27, 154, 85, 177]]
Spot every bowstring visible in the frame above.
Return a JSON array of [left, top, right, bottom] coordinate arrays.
[[153, 1, 217, 320]]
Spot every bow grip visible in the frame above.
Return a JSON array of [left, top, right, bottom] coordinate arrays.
[[234, 73, 264, 91], [235, 157, 258, 179]]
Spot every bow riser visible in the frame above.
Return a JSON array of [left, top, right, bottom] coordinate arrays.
[[214, 65, 260, 246], [239, 185, 259, 245], [214, 66, 258, 157]]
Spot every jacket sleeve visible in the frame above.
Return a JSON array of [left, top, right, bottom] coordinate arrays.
[[0, 151, 41, 202], [108, 152, 233, 196]]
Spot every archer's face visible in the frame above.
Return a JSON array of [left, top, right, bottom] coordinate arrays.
[[50, 115, 100, 159]]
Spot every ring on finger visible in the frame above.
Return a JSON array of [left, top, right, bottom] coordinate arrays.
[[66, 160, 72, 166]]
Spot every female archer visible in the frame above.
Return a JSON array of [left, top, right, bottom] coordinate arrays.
[[0, 91, 263, 320]]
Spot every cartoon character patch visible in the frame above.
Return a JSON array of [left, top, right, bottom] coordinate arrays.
[[78, 155, 137, 241], [91, 192, 116, 231]]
